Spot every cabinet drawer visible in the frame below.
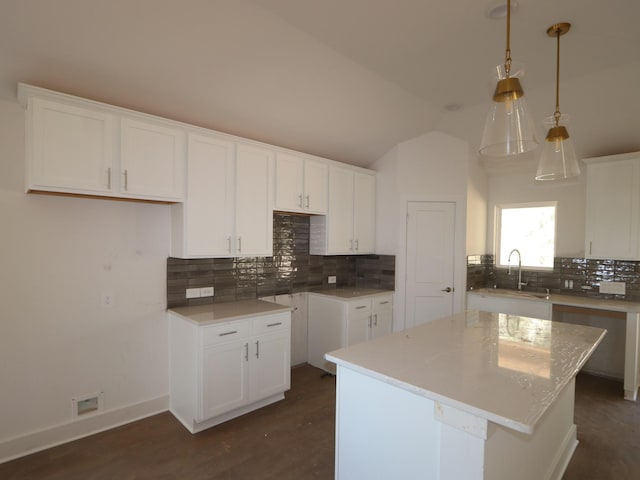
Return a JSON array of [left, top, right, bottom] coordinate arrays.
[[201, 321, 250, 347], [372, 295, 393, 312], [251, 312, 291, 336], [348, 300, 371, 316]]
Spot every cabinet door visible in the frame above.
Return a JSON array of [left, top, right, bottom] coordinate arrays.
[[235, 143, 274, 256], [184, 133, 235, 257], [304, 159, 328, 214], [371, 296, 393, 340], [274, 152, 304, 212], [249, 331, 290, 402], [346, 300, 371, 346], [120, 117, 185, 200], [327, 166, 355, 253], [585, 158, 640, 260], [200, 340, 249, 421], [28, 97, 114, 194], [353, 172, 376, 253]]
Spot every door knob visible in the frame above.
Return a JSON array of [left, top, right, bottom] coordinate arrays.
[[441, 287, 453, 293]]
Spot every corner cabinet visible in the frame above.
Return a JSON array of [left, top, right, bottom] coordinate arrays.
[[171, 134, 274, 258], [584, 152, 640, 260], [169, 310, 291, 434], [310, 166, 376, 255], [307, 293, 393, 374], [20, 83, 185, 202], [274, 152, 328, 214]]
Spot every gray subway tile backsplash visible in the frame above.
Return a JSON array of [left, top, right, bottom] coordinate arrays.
[[467, 254, 640, 302], [167, 213, 396, 308]]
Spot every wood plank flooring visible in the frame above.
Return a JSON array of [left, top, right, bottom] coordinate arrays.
[[1, 365, 639, 479]]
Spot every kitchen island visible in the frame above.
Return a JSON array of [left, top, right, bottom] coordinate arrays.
[[325, 310, 606, 480]]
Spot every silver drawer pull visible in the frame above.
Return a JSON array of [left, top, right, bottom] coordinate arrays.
[[355, 305, 367, 309], [378, 301, 390, 305], [267, 322, 282, 327], [219, 330, 238, 336]]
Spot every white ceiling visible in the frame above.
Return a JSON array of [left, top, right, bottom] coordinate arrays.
[[1, 0, 638, 168]]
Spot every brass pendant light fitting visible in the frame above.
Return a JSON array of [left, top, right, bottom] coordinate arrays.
[[546, 22, 571, 141]]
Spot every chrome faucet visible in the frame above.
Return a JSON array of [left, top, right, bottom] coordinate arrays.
[[507, 248, 527, 291]]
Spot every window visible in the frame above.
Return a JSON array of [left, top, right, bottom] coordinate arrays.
[[496, 202, 557, 270]]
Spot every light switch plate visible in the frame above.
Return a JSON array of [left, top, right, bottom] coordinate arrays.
[[599, 281, 626, 295], [186, 287, 201, 299], [327, 275, 337, 284]]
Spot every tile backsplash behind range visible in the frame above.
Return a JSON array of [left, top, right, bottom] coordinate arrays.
[[167, 213, 395, 308]]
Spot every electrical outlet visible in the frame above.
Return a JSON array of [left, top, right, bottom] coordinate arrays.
[[327, 275, 336, 284], [200, 286, 214, 297], [101, 293, 114, 308], [600, 281, 626, 295], [186, 287, 201, 299]]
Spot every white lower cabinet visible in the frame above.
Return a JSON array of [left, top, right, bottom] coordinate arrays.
[[466, 292, 552, 320], [307, 293, 393, 374], [169, 311, 291, 433]]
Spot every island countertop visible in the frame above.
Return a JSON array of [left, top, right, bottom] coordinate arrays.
[[325, 310, 606, 435]]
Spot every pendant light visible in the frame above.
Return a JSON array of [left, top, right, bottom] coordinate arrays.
[[535, 23, 580, 181], [479, 0, 538, 157]]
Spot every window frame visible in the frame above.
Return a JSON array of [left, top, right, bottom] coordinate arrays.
[[494, 201, 558, 272]]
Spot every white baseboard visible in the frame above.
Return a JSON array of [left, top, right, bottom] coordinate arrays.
[[0, 394, 169, 464]]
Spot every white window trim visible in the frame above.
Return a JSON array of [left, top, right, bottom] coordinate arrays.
[[495, 201, 558, 271]]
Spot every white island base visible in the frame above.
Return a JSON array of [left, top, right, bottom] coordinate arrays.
[[335, 365, 577, 480]]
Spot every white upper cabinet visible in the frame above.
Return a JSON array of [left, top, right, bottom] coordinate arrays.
[[171, 135, 274, 258], [27, 96, 115, 195], [235, 143, 274, 257], [119, 117, 185, 201], [274, 152, 328, 214], [310, 166, 376, 255], [584, 152, 640, 260], [172, 133, 235, 257], [20, 83, 185, 202]]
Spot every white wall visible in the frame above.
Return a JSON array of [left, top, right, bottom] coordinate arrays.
[[373, 131, 471, 331], [0, 98, 170, 461], [486, 170, 586, 257]]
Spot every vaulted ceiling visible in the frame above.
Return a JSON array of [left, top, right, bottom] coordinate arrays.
[[1, 0, 638, 168]]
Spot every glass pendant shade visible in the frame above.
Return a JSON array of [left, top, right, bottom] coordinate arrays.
[[479, 66, 538, 157], [535, 115, 580, 181]]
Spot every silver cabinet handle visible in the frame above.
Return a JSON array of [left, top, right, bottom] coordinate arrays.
[[441, 287, 453, 293], [255, 340, 260, 358], [298, 194, 303, 208], [306, 195, 310, 208], [378, 301, 390, 305], [267, 322, 282, 327], [350, 239, 354, 250], [368, 315, 372, 327], [219, 330, 238, 336], [107, 167, 112, 190], [123, 169, 128, 191], [374, 314, 378, 326], [589, 241, 593, 255], [244, 342, 249, 361], [355, 239, 359, 251], [237, 236, 242, 253], [355, 305, 367, 309], [227, 236, 232, 253]]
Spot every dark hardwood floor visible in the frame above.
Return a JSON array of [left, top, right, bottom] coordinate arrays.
[[1, 365, 639, 479]]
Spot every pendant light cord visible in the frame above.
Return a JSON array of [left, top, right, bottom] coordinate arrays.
[[504, 0, 512, 77], [554, 28, 561, 127]]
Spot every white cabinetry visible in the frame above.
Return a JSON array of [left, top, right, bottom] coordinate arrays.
[[307, 293, 393, 374], [119, 117, 185, 200], [274, 152, 328, 214], [584, 152, 640, 260], [20, 83, 185, 202], [310, 166, 375, 254], [466, 292, 552, 320], [171, 135, 274, 258], [169, 310, 291, 434]]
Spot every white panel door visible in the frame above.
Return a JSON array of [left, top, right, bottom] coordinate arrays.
[[405, 201, 455, 327], [327, 166, 355, 253], [274, 152, 304, 212], [249, 332, 290, 402], [304, 159, 328, 214]]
